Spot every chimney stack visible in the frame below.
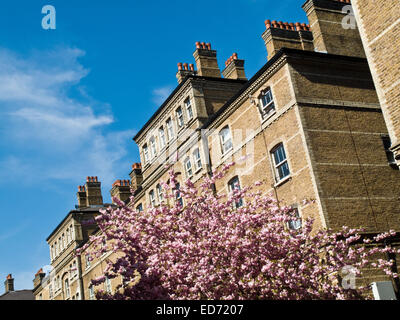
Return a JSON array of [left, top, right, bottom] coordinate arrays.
[[302, 0, 365, 57], [85, 176, 103, 207], [193, 42, 221, 78], [222, 53, 247, 80], [176, 62, 197, 84], [4, 274, 14, 293], [33, 269, 46, 289], [76, 177, 104, 208], [129, 163, 143, 191], [110, 179, 132, 204], [76, 185, 87, 208], [262, 20, 314, 60]]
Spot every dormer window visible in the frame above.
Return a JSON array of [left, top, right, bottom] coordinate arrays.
[[176, 107, 184, 128], [259, 87, 275, 118]]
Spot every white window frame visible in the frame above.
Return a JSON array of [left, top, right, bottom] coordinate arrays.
[[159, 126, 166, 149], [193, 148, 202, 171], [228, 176, 243, 208], [156, 184, 164, 203], [105, 277, 112, 294], [271, 143, 290, 183], [150, 137, 157, 159], [176, 107, 184, 129], [288, 207, 302, 231], [259, 87, 275, 119], [149, 190, 156, 207], [143, 144, 149, 164], [219, 126, 233, 155], [64, 278, 70, 298], [185, 157, 193, 178], [166, 118, 174, 141], [185, 98, 193, 120], [85, 254, 91, 268], [89, 285, 95, 300]]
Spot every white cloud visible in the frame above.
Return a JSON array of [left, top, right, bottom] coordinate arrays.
[[0, 47, 135, 189], [152, 85, 173, 105]]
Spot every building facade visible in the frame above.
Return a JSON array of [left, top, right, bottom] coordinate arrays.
[[34, 0, 400, 299], [351, 0, 400, 165]]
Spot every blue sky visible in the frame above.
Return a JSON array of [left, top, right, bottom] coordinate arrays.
[[0, 0, 307, 290]]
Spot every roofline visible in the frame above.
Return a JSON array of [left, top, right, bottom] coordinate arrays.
[[200, 47, 368, 130], [45, 207, 106, 242], [132, 75, 247, 142]]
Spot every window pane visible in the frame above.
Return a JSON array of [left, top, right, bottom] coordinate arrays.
[[277, 162, 290, 180]]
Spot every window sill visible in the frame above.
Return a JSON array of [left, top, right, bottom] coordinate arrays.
[[261, 110, 276, 124], [221, 147, 234, 158], [274, 175, 291, 188]]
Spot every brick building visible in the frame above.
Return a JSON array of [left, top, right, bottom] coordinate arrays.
[[33, 0, 400, 299], [351, 0, 400, 166]]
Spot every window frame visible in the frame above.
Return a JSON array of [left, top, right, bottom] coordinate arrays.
[[176, 107, 184, 129], [159, 126, 166, 149], [185, 98, 193, 121], [193, 148, 202, 172], [156, 184, 164, 203], [150, 136, 157, 159], [149, 190, 156, 207], [185, 157, 193, 178], [166, 118, 174, 141], [228, 176, 243, 208], [258, 87, 276, 119], [219, 125, 233, 155], [143, 144, 149, 164], [271, 143, 290, 183], [287, 206, 302, 231]]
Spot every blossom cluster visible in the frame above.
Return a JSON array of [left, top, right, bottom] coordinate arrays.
[[76, 162, 399, 300]]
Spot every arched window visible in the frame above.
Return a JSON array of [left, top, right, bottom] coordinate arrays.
[[259, 87, 275, 118], [228, 176, 243, 208], [219, 126, 233, 154], [271, 143, 290, 182], [136, 203, 143, 213]]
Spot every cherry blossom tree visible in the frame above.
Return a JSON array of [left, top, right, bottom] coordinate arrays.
[[77, 162, 399, 300]]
